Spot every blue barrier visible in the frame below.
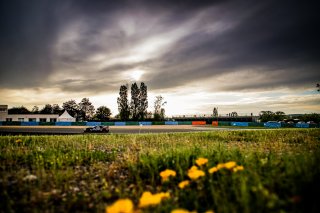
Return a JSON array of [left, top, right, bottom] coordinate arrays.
[[264, 122, 281, 128], [165, 121, 179, 125], [55, 122, 72, 126], [21, 122, 39, 126], [86, 122, 101, 126], [139, 121, 152, 126], [115, 122, 126, 126], [296, 123, 309, 128], [231, 122, 249, 127]]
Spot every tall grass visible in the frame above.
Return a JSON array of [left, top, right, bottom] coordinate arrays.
[[0, 129, 319, 212]]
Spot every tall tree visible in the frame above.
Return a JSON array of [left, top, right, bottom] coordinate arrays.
[[138, 82, 148, 120], [130, 82, 140, 120], [40, 104, 53, 114], [117, 84, 130, 121], [32, 106, 39, 114], [95, 106, 111, 121], [62, 100, 79, 118], [213, 107, 218, 117], [52, 104, 63, 115], [79, 98, 95, 121], [154, 95, 166, 121]]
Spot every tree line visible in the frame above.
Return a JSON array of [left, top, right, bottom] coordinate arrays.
[[259, 111, 320, 123], [8, 98, 111, 121], [7, 82, 167, 121]]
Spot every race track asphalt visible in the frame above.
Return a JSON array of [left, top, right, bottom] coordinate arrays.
[[0, 125, 231, 135]]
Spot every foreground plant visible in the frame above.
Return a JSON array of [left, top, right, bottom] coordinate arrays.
[[139, 191, 170, 208], [187, 166, 205, 180], [160, 169, 176, 182], [106, 199, 134, 213]]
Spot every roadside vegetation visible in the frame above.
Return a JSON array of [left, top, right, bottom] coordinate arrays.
[[1, 129, 320, 212]]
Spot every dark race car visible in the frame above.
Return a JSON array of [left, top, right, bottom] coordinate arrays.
[[84, 125, 109, 133]]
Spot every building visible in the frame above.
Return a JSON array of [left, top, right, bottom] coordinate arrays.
[[0, 105, 59, 122]]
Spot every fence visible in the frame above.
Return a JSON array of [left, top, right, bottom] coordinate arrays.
[[0, 121, 318, 128], [264, 122, 281, 128], [192, 121, 206, 125], [231, 122, 249, 127], [165, 121, 179, 125]]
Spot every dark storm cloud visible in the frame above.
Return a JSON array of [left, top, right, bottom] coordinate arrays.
[[0, 0, 60, 88], [146, 0, 320, 90], [0, 0, 319, 93]]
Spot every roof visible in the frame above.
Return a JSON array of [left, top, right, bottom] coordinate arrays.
[[59, 110, 74, 119]]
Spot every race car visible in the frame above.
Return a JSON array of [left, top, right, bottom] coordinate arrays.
[[84, 125, 109, 133]]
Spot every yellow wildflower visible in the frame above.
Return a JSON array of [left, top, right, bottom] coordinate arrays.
[[139, 191, 170, 208], [189, 166, 198, 171], [208, 166, 218, 174], [195, 157, 208, 166], [16, 139, 22, 143], [171, 209, 197, 213], [178, 180, 190, 189], [216, 163, 225, 169], [224, 161, 237, 169], [187, 166, 205, 180], [160, 169, 176, 181], [233, 165, 244, 172], [106, 199, 134, 213]]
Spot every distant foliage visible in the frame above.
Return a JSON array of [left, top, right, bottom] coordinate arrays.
[[52, 104, 63, 115], [213, 107, 218, 117], [117, 84, 130, 121], [40, 104, 53, 114], [8, 106, 31, 114], [62, 100, 80, 119], [139, 82, 148, 120], [293, 113, 320, 123], [95, 106, 112, 121], [130, 83, 140, 120], [79, 98, 95, 121], [230, 112, 238, 117], [32, 106, 39, 114], [259, 111, 286, 122], [154, 95, 166, 121], [118, 82, 149, 121]]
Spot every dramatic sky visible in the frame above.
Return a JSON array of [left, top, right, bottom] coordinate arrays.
[[0, 0, 319, 116]]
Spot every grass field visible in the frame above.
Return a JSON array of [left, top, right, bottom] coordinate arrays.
[[1, 129, 320, 213]]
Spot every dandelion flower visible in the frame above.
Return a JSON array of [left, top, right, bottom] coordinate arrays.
[[106, 199, 134, 213], [187, 166, 205, 180], [16, 139, 22, 143], [208, 167, 218, 174], [160, 169, 176, 181], [216, 163, 225, 169], [178, 180, 190, 189], [195, 157, 208, 166], [189, 166, 198, 171], [224, 161, 237, 169], [233, 165, 244, 172], [139, 191, 170, 208], [171, 209, 197, 213]]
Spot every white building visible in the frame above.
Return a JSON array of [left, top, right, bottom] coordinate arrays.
[[0, 105, 59, 122]]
